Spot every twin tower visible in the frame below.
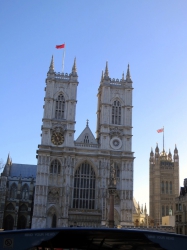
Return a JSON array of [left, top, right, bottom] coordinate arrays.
[[32, 57, 134, 228]]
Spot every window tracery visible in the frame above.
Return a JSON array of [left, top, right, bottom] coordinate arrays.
[[50, 159, 61, 174], [73, 161, 96, 209], [10, 183, 17, 199], [112, 100, 121, 125], [55, 94, 65, 119], [21, 184, 29, 200]]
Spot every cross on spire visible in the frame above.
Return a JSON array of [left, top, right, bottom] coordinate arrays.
[[86, 119, 89, 127]]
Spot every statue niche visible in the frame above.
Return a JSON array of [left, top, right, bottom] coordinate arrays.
[[48, 187, 59, 203]]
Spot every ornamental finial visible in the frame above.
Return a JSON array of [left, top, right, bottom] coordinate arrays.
[[126, 64, 131, 80], [104, 61, 109, 78], [49, 55, 54, 72]]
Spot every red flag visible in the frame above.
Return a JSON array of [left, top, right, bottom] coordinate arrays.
[[157, 128, 164, 133], [56, 44, 65, 49]]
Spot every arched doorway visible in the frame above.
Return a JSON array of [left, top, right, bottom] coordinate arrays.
[[51, 214, 57, 228], [4, 215, 14, 230], [17, 215, 27, 229]]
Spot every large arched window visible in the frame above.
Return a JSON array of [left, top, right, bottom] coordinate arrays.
[[55, 94, 65, 119], [73, 161, 96, 209], [112, 100, 121, 125], [6, 203, 15, 211], [21, 184, 29, 200], [50, 159, 61, 174], [10, 183, 17, 199]]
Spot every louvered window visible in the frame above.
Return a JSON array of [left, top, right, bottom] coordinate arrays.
[[112, 101, 121, 125], [55, 94, 65, 119]]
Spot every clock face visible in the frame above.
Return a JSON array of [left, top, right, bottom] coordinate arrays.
[[110, 137, 122, 150], [51, 132, 64, 145]]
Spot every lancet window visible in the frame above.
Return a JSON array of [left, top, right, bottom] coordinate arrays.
[[50, 159, 61, 174], [166, 206, 169, 215], [73, 161, 96, 209], [170, 181, 172, 194], [84, 134, 89, 144], [55, 94, 65, 119], [166, 181, 168, 194], [112, 100, 121, 125], [10, 183, 17, 199], [161, 181, 164, 194], [114, 162, 120, 178], [162, 206, 165, 216], [21, 184, 29, 200]]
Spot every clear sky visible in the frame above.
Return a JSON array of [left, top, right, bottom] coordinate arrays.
[[1, 1, 187, 212]]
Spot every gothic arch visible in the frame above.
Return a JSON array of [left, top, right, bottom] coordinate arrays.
[[19, 204, 28, 212], [46, 205, 58, 228], [53, 90, 68, 100], [50, 159, 61, 174], [6, 203, 15, 211], [74, 158, 98, 177], [110, 96, 124, 106]]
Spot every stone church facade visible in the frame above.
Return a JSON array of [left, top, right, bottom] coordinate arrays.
[[0, 155, 36, 230], [149, 145, 179, 226], [31, 57, 134, 228]]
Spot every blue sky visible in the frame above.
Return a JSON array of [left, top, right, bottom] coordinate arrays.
[[1, 1, 187, 212]]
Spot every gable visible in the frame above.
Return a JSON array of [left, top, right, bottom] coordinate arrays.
[[75, 126, 97, 145]]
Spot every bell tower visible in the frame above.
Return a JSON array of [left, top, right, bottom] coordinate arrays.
[[32, 57, 78, 228], [96, 62, 134, 226], [96, 62, 133, 152]]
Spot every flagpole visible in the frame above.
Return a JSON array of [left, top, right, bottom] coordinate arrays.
[[62, 42, 66, 73], [163, 126, 164, 151]]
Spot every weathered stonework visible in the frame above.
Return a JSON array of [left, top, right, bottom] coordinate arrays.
[[32, 59, 134, 228]]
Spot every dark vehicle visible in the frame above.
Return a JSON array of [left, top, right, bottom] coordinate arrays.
[[0, 228, 187, 250]]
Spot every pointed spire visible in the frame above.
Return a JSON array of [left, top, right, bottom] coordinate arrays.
[[122, 71, 125, 80], [6, 153, 11, 166], [126, 64, 131, 81], [49, 55, 54, 72], [144, 203, 147, 214], [101, 70, 104, 82], [104, 61, 109, 78], [72, 57, 77, 74]]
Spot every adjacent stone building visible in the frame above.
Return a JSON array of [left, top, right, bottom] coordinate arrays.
[[31, 57, 134, 228], [149, 145, 179, 226], [175, 178, 187, 235], [0, 155, 36, 230]]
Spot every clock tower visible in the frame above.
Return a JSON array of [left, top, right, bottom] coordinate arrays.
[[32, 56, 78, 228]]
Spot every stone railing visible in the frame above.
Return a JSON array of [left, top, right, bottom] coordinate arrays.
[[75, 143, 99, 148]]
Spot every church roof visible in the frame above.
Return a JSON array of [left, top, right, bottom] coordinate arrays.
[[10, 164, 37, 178], [132, 197, 139, 214], [75, 123, 98, 145]]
